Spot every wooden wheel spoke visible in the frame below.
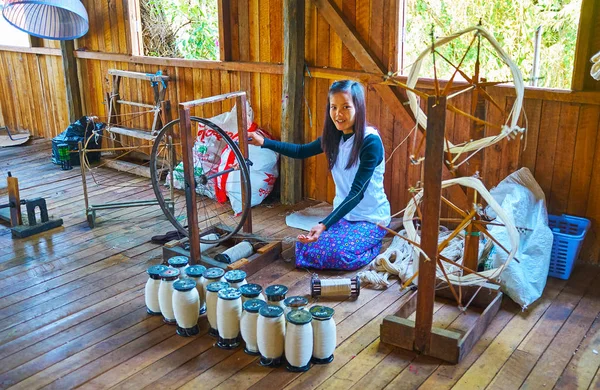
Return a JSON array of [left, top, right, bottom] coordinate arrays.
[[475, 86, 505, 115], [441, 195, 468, 218], [434, 50, 474, 84], [438, 255, 500, 285], [436, 257, 462, 306], [442, 34, 478, 97], [447, 104, 503, 131], [438, 210, 477, 253], [473, 221, 521, 263]]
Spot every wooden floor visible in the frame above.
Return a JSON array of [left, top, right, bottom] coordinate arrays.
[[1, 139, 600, 390]]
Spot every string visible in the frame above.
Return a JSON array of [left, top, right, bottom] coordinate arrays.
[[172, 286, 200, 329], [216, 292, 242, 340], [318, 279, 353, 297]]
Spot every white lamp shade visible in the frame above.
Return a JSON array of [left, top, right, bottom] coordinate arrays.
[[2, 0, 89, 40]]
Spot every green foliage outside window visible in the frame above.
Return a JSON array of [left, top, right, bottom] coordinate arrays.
[[141, 0, 219, 61], [403, 0, 582, 89]]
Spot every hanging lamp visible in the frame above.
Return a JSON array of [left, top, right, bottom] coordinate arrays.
[[2, 0, 89, 40]]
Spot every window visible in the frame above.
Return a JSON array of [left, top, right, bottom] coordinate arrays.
[[140, 0, 220, 60], [0, 5, 31, 48], [398, 0, 582, 89]]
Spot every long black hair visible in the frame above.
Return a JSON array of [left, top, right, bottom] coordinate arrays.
[[321, 80, 367, 170]]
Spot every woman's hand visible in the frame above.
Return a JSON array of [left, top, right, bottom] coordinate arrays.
[[297, 223, 326, 244], [247, 131, 265, 147]]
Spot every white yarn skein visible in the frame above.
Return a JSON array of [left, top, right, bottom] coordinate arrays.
[[285, 321, 313, 369], [217, 292, 243, 340], [241, 310, 260, 353], [172, 287, 200, 328], [145, 278, 161, 313], [158, 278, 177, 322], [313, 316, 336, 360], [320, 279, 352, 296], [221, 241, 254, 262], [257, 311, 286, 361]]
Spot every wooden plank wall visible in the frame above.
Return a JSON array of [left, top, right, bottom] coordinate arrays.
[[0, 0, 600, 263]]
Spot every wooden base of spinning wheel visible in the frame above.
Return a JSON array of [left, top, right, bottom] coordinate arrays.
[[380, 283, 502, 364], [162, 226, 282, 277]]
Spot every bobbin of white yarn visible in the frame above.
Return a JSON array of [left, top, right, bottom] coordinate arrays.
[[310, 305, 336, 364], [214, 241, 254, 264], [257, 305, 286, 367], [216, 287, 243, 349], [205, 281, 230, 337], [200, 233, 220, 252], [241, 299, 267, 355], [224, 269, 248, 289], [185, 265, 207, 314], [158, 268, 180, 324], [285, 309, 313, 372], [172, 279, 200, 337], [202, 267, 225, 314], [283, 296, 309, 316], [265, 284, 288, 309], [311, 276, 360, 299], [145, 265, 168, 315], [168, 256, 189, 277], [240, 283, 266, 303]]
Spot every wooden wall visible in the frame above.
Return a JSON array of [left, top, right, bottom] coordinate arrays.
[[1, 0, 600, 262]]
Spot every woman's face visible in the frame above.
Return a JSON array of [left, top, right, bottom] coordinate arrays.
[[329, 92, 356, 134]]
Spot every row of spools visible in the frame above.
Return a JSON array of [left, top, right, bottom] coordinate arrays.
[[144, 257, 336, 371]]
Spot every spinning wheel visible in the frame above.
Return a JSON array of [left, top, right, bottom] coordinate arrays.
[[150, 117, 251, 244], [389, 25, 526, 170]]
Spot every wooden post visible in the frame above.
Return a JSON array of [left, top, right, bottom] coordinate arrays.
[[281, 0, 305, 205], [218, 0, 232, 61], [236, 94, 252, 233], [179, 106, 201, 264], [414, 96, 446, 353], [7, 174, 21, 227], [60, 40, 83, 123]]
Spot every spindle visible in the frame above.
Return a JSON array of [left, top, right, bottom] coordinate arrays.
[[172, 279, 200, 336], [206, 281, 230, 337], [145, 265, 168, 315], [216, 287, 243, 349], [310, 305, 336, 364], [285, 309, 313, 372], [241, 299, 267, 355], [257, 305, 286, 367], [311, 276, 360, 299], [185, 265, 207, 314]]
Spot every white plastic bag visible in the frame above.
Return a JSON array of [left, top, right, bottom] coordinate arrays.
[[487, 168, 554, 309]]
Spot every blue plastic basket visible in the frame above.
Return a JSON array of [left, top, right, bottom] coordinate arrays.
[[547, 214, 591, 280]]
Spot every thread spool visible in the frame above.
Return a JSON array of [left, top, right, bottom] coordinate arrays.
[[310, 305, 336, 364], [311, 276, 360, 299], [172, 279, 200, 336], [224, 269, 247, 289], [145, 265, 169, 315], [257, 305, 286, 367], [285, 309, 313, 372], [240, 283, 266, 303], [283, 296, 309, 316], [202, 267, 225, 314], [185, 265, 207, 314], [214, 241, 254, 264], [206, 281, 229, 337], [240, 299, 267, 355], [158, 268, 180, 324], [265, 284, 288, 309], [200, 233, 220, 252], [168, 256, 189, 276], [216, 287, 243, 349]]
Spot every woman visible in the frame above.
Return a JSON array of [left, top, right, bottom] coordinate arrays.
[[248, 80, 391, 270]]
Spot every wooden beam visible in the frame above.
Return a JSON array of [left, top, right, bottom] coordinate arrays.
[[571, 0, 599, 91], [7, 175, 22, 227], [236, 94, 253, 233], [218, 0, 233, 61], [414, 96, 447, 354], [60, 40, 83, 123], [281, 0, 305, 205]]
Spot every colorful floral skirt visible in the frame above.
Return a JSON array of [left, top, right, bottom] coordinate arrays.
[[295, 219, 387, 270]]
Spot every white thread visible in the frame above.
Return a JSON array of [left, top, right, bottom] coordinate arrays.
[[267, 299, 286, 310], [201, 273, 225, 310], [320, 279, 352, 296], [200, 233, 220, 252], [220, 241, 254, 262], [206, 289, 220, 331], [312, 317, 336, 360], [158, 279, 177, 322], [172, 288, 200, 328], [230, 279, 247, 289], [240, 311, 260, 353], [285, 322, 313, 368], [217, 295, 243, 339], [187, 275, 206, 312], [257, 312, 286, 360], [144, 278, 161, 313]]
